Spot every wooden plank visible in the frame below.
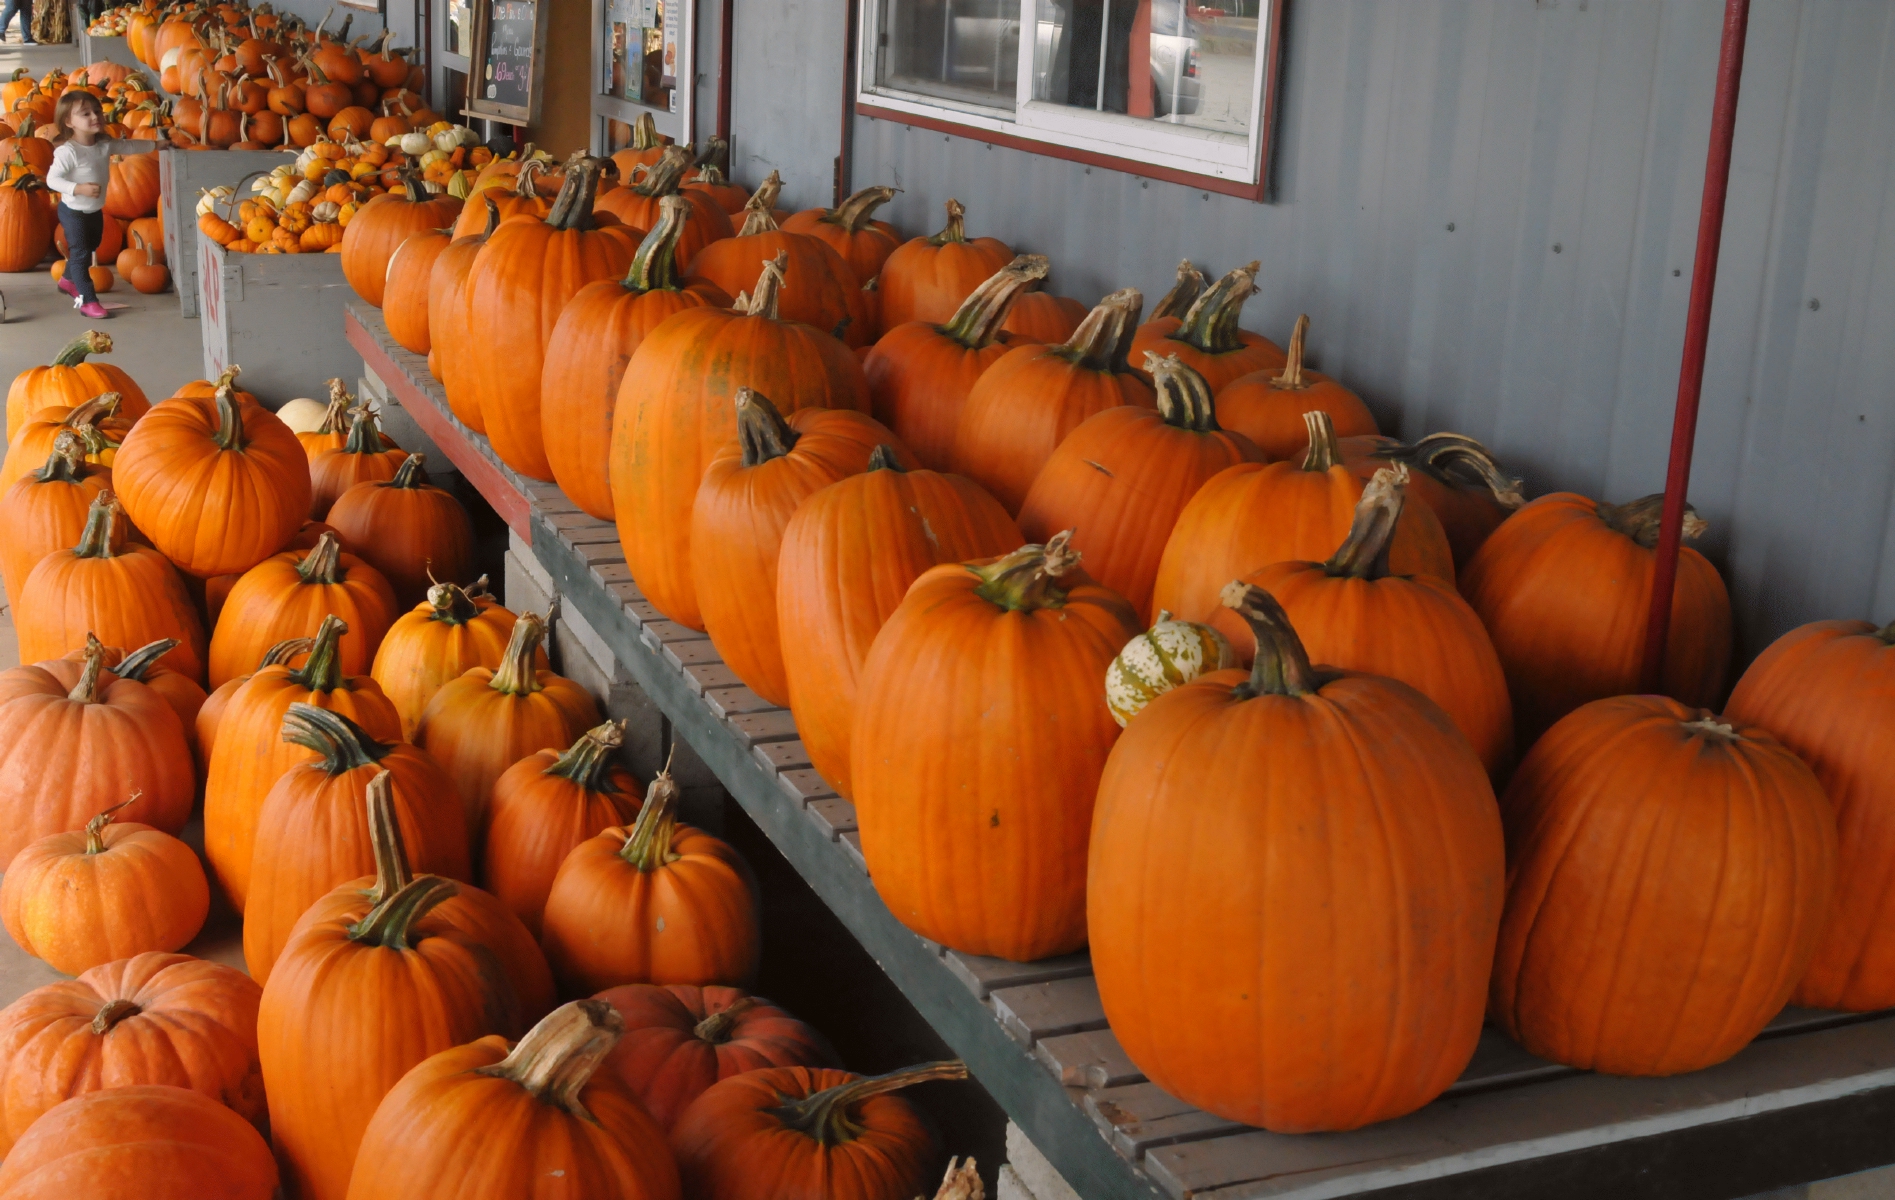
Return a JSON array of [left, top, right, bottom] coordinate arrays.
[[682, 662, 744, 694], [944, 948, 1094, 1000], [547, 510, 614, 532], [775, 767, 838, 807], [644, 620, 711, 645], [1035, 1028, 1147, 1090], [662, 640, 725, 669], [730, 709, 801, 746], [754, 740, 813, 773], [703, 686, 781, 720], [575, 541, 627, 567], [807, 797, 858, 840], [991, 976, 1108, 1048], [596, 562, 637, 586], [839, 830, 868, 874], [1087, 1082, 1245, 1160], [562, 525, 624, 546]]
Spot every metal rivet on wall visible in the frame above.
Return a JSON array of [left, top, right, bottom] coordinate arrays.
[[1141, 181, 1148, 189], [1673, 269, 1682, 276], [1552, 243, 1563, 253], [1445, 222, 1455, 231], [1809, 298, 1821, 310]]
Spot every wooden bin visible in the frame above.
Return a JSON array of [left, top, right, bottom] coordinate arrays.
[[159, 148, 292, 319], [199, 242, 353, 408]]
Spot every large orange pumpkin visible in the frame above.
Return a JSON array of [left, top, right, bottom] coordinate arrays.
[[430, 200, 502, 429], [951, 288, 1156, 514], [325, 452, 476, 607], [691, 390, 908, 706], [863, 254, 1047, 470], [467, 157, 642, 481], [338, 163, 461, 306], [1150, 411, 1455, 625], [0, 390, 133, 492], [1491, 695, 1836, 1076], [113, 376, 312, 578], [196, 636, 312, 770], [0, 431, 112, 607], [780, 184, 902, 284], [104, 152, 160, 219], [686, 207, 869, 348], [206, 530, 399, 687], [0, 1084, 278, 1200], [0, 174, 56, 274], [1018, 354, 1264, 622], [308, 405, 406, 517], [343, 1000, 683, 1200], [1338, 432, 1525, 570], [1215, 314, 1379, 458], [381, 226, 452, 355], [1126, 262, 1284, 391], [449, 158, 551, 238], [1459, 492, 1732, 745], [370, 576, 536, 739], [89, 638, 207, 755], [876, 199, 1012, 335], [1725, 621, 1895, 1012], [6, 330, 148, 441], [594, 144, 734, 267], [1001, 285, 1088, 344], [541, 194, 730, 521], [0, 953, 265, 1155], [611, 252, 871, 629], [1089, 584, 1505, 1131], [541, 771, 761, 995]]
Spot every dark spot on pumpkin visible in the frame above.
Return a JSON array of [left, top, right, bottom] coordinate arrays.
[[989, 810, 1000, 827], [1085, 460, 1113, 477]]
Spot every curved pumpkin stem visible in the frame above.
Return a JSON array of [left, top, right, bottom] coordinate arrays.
[[821, 185, 900, 233], [736, 202, 779, 237], [92, 997, 143, 1034], [260, 636, 317, 670], [1151, 260, 1205, 321], [940, 255, 1048, 350], [111, 638, 181, 683], [1222, 582, 1321, 699], [618, 772, 682, 871], [627, 110, 663, 151], [545, 156, 611, 231], [692, 995, 761, 1044], [1598, 493, 1705, 550], [630, 144, 691, 197], [1169, 261, 1259, 354], [747, 170, 783, 215], [347, 874, 455, 950], [83, 796, 140, 854], [927, 198, 970, 247], [364, 769, 415, 902], [393, 161, 430, 203], [930, 1159, 984, 1200], [737, 253, 789, 320], [387, 452, 428, 489], [32, 431, 89, 484], [211, 380, 249, 452], [546, 719, 629, 794], [71, 490, 124, 560], [295, 530, 346, 585], [280, 701, 390, 773], [490, 610, 550, 697], [971, 531, 1081, 612], [866, 444, 906, 474], [1325, 465, 1408, 580], [1372, 433, 1525, 512], [770, 1061, 969, 1146], [426, 578, 485, 625], [316, 378, 352, 433], [474, 999, 625, 1120], [1145, 354, 1221, 432], [734, 389, 800, 467], [624, 195, 691, 292], [1055, 289, 1143, 372], [478, 194, 503, 237], [339, 405, 387, 456], [693, 137, 731, 172], [52, 329, 114, 368], [287, 613, 350, 693], [1269, 314, 1311, 389], [1298, 410, 1341, 472]]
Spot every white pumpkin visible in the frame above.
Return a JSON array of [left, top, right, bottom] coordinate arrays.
[[1103, 611, 1238, 727], [194, 185, 232, 218], [285, 179, 318, 206], [395, 130, 431, 157], [275, 397, 333, 434]]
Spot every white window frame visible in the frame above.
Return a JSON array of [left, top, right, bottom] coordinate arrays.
[[856, 0, 1277, 185], [590, 0, 697, 153]]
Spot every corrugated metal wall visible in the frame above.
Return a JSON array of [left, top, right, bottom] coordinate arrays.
[[734, 0, 1895, 657]]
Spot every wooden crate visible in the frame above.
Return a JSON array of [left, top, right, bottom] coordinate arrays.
[[200, 243, 352, 407], [158, 149, 292, 319]]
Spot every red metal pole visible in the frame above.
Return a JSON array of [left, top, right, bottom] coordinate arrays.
[[1640, 0, 1751, 693]]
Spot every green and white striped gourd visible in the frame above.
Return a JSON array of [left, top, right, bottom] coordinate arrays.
[[1103, 611, 1236, 727]]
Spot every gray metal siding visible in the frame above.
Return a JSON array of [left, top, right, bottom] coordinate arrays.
[[733, 0, 1895, 655]]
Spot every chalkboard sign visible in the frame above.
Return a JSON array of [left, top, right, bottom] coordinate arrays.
[[464, 0, 548, 125]]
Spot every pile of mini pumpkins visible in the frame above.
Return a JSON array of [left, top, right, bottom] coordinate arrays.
[[0, 345, 980, 1198], [340, 147, 1895, 1141]]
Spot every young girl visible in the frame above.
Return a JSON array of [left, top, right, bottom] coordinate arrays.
[[45, 91, 167, 320]]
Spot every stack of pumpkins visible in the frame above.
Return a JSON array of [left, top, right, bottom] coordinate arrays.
[[348, 160, 1885, 1142], [0, 347, 974, 1200]]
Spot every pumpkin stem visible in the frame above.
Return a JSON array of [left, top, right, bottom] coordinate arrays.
[[1298, 411, 1341, 472], [295, 530, 346, 585], [478, 194, 503, 237], [388, 452, 428, 489], [1681, 714, 1740, 741], [1388, 433, 1525, 511], [734, 389, 800, 467], [1597, 493, 1705, 550], [364, 769, 415, 903], [347, 874, 454, 951], [287, 613, 350, 693], [618, 772, 682, 870], [546, 720, 628, 793], [280, 701, 390, 773], [1169, 261, 1260, 354], [340, 405, 387, 455], [426, 579, 485, 625], [63, 391, 121, 430], [72, 490, 123, 560], [940, 255, 1048, 349], [111, 638, 180, 683], [394, 161, 428, 203], [1269, 314, 1310, 389], [1145, 353, 1221, 432], [823, 185, 900, 233], [1324, 465, 1409, 580], [624, 195, 690, 292], [1223, 582, 1322, 699], [747, 170, 783, 214], [91, 998, 143, 1034], [474, 999, 625, 1120], [261, 636, 316, 669], [52, 329, 113, 368], [692, 995, 761, 1044], [738, 253, 789, 319], [694, 137, 731, 172], [1151, 260, 1205, 321], [628, 111, 663, 150], [1056, 288, 1144, 372], [736, 202, 779, 237], [82, 795, 141, 854], [212, 380, 248, 452], [489, 610, 549, 696], [545, 156, 611, 230], [769, 1061, 969, 1147], [316, 378, 352, 433], [927, 199, 970, 246], [31, 431, 88, 484], [866, 444, 906, 473], [631, 144, 692, 197], [971, 531, 1081, 612]]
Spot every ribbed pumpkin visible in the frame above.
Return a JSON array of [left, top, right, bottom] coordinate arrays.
[[692, 391, 909, 706], [372, 577, 538, 739], [415, 610, 601, 843], [670, 1062, 965, 1200], [196, 637, 312, 770], [1019, 354, 1264, 622], [1090, 584, 1505, 1131], [338, 163, 462, 306], [1216, 315, 1379, 458], [1723, 621, 1895, 1012], [0, 953, 265, 1155], [0, 800, 209, 976], [259, 876, 527, 1200], [780, 185, 902, 284], [0, 1084, 279, 1200], [876, 199, 1012, 335], [1001, 286, 1088, 344], [951, 288, 1156, 514], [686, 207, 870, 348], [309, 406, 406, 518], [777, 451, 1022, 797], [1459, 492, 1732, 745], [113, 378, 312, 578], [381, 226, 452, 355], [343, 1000, 683, 1200], [17, 491, 206, 682], [467, 157, 642, 481], [1491, 696, 1836, 1076], [0, 174, 55, 274], [854, 534, 1138, 960], [863, 254, 1047, 470], [541, 771, 762, 994], [325, 453, 476, 607], [85, 638, 208, 755], [450, 159, 551, 237], [541, 195, 731, 521], [609, 112, 672, 179], [430, 199, 502, 429], [203, 613, 402, 912], [1338, 432, 1524, 570], [1206, 467, 1513, 774], [1127, 262, 1284, 391], [295, 380, 358, 459], [0, 391, 133, 492], [594, 144, 734, 265], [594, 984, 839, 1133], [0, 432, 112, 606], [243, 707, 472, 984], [611, 253, 872, 629], [1151, 411, 1455, 625], [6, 330, 147, 441], [206, 531, 399, 687], [104, 152, 161, 219]]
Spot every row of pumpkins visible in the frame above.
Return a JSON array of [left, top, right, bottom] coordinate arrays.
[[0, 357, 978, 1199], [338, 154, 1895, 1134]]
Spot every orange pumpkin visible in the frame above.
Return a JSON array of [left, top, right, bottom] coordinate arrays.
[[1338, 432, 1525, 570], [594, 144, 734, 267], [88, 637, 208, 767], [876, 198, 1013, 336], [196, 636, 313, 770], [450, 158, 551, 238], [6, 330, 148, 441], [1127, 262, 1284, 391], [609, 111, 672, 180], [686, 205, 870, 348], [325, 452, 476, 608], [430, 199, 502, 427], [206, 531, 399, 688], [370, 575, 539, 740], [308, 405, 406, 517], [0, 390, 134, 491], [780, 184, 902, 284], [103, 152, 160, 219], [0, 431, 112, 606], [381, 226, 451, 354], [0, 1084, 279, 1200], [338, 163, 461, 305], [1216, 315, 1379, 459], [0, 172, 55, 273], [1001, 285, 1088, 344]]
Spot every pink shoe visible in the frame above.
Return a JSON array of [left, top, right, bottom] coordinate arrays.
[[78, 301, 109, 319], [57, 277, 80, 299]]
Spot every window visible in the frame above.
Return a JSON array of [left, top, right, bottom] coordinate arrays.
[[860, 0, 1279, 187], [590, 0, 695, 155]]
